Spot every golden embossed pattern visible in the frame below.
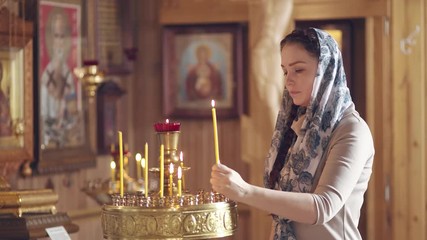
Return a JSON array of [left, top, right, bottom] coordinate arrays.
[[102, 202, 237, 239]]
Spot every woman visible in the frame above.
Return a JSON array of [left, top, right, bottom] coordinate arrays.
[[210, 28, 374, 239]]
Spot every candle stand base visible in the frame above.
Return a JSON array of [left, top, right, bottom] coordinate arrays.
[[101, 192, 237, 240], [99, 122, 238, 239]]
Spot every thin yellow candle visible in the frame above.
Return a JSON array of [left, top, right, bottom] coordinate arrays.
[[159, 144, 164, 197], [144, 142, 149, 197], [118, 131, 124, 197], [141, 158, 146, 196], [177, 166, 182, 197], [141, 158, 146, 177], [169, 163, 174, 196], [180, 151, 185, 191], [211, 100, 220, 164], [135, 153, 142, 179], [110, 161, 116, 183]]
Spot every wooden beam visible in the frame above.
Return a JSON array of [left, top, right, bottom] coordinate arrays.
[[160, 0, 249, 24], [294, 1, 388, 20]]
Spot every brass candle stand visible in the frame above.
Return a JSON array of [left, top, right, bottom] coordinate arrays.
[[82, 145, 144, 205], [157, 130, 180, 164], [102, 191, 237, 239], [73, 61, 105, 97], [101, 123, 238, 239], [156, 130, 187, 196]]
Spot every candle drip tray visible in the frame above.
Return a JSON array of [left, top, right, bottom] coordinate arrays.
[[101, 190, 238, 240]]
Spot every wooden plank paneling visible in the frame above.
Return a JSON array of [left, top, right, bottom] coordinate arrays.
[[6, 1, 427, 240], [391, 0, 426, 239], [365, 17, 393, 240], [391, 0, 409, 237], [177, 120, 241, 192], [425, 1, 427, 236], [404, 0, 425, 239]]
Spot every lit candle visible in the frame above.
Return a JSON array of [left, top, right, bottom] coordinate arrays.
[[141, 158, 146, 177], [118, 131, 124, 197], [159, 144, 164, 197], [211, 100, 220, 164], [144, 142, 149, 197], [110, 161, 116, 183], [180, 151, 185, 191], [169, 163, 174, 196], [141, 158, 146, 196], [141, 157, 146, 179], [177, 166, 182, 197], [135, 153, 142, 179]]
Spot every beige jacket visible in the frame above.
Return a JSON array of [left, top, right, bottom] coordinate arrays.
[[293, 104, 374, 239]]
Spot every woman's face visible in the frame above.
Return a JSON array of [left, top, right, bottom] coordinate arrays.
[[281, 43, 318, 107]]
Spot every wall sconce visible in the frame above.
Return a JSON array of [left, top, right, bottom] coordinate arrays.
[[73, 60, 105, 98]]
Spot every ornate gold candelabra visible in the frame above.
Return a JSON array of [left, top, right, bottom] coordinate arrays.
[[101, 122, 238, 239], [81, 144, 144, 205], [73, 61, 105, 97]]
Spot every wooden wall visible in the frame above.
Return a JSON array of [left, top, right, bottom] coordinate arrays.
[[391, 0, 426, 239], [3, 0, 427, 239]]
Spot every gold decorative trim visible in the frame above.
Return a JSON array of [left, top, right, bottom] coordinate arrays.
[[102, 202, 238, 239]]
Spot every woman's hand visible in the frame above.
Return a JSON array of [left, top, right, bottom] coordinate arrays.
[[211, 164, 317, 224], [210, 163, 251, 201]]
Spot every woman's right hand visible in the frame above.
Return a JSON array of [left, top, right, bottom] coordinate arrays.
[[210, 163, 251, 202]]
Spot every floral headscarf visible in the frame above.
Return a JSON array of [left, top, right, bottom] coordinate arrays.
[[264, 28, 353, 238]]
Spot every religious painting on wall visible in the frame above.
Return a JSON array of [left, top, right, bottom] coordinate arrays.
[[0, 7, 34, 171], [0, 51, 21, 144], [0, 45, 33, 165], [36, 0, 95, 173], [162, 24, 246, 119]]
